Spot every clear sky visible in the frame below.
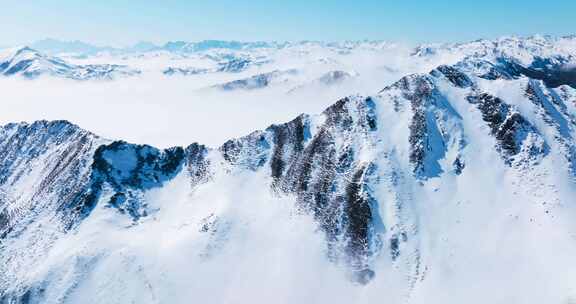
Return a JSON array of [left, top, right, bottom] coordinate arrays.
[[2, 0, 575, 46]]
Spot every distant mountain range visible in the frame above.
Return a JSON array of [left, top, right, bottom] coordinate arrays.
[[23, 38, 398, 55]]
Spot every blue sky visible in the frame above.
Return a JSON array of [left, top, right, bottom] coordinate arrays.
[[2, 0, 575, 46]]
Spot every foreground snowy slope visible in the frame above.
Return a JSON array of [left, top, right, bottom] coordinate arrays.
[[1, 39, 576, 303]]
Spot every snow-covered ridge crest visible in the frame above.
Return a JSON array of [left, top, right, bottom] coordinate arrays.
[[1, 55, 576, 302]]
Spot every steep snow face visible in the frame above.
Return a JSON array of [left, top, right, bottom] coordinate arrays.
[[0, 47, 140, 80], [1, 55, 576, 303]]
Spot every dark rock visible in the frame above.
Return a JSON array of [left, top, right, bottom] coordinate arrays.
[[431, 65, 473, 88]]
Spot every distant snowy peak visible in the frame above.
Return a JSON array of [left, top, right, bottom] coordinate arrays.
[[0, 46, 71, 78], [0, 46, 140, 80], [214, 69, 300, 91]]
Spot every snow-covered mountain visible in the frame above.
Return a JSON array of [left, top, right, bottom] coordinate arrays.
[[1, 37, 576, 303], [0, 47, 140, 80]]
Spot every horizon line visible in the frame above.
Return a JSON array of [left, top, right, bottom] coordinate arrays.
[[5, 33, 576, 50]]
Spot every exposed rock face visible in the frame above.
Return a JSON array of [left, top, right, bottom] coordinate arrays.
[[185, 143, 211, 187], [217, 57, 252, 73], [1, 52, 576, 302], [430, 65, 473, 88], [72, 141, 186, 221], [209, 96, 387, 280], [264, 98, 384, 277], [468, 92, 548, 165]]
